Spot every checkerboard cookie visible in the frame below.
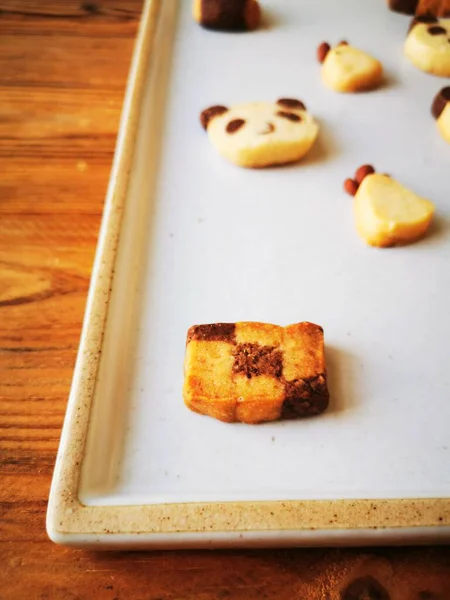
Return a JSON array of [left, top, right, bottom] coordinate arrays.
[[193, 0, 261, 31], [317, 41, 383, 93], [183, 322, 329, 424], [405, 15, 450, 76], [432, 86, 450, 142], [200, 99, 319, 168]]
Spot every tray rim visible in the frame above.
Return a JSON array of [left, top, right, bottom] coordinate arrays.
[[46, 0, 450, 547]]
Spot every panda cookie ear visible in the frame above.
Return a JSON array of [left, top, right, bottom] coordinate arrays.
[[432, 87, 450, 143], [200, 105, 229, 130], [276, 98, 307, 110], [408, 13, 437, 32], [432, 86, 450, 119]]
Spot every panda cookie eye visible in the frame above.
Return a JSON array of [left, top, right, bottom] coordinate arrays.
[[276, 111, 302, 122], [226, 119, 246, 133], [428, 25, 447, 35]]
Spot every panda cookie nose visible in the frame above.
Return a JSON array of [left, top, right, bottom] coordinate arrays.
[[258, 122, 275, 135]]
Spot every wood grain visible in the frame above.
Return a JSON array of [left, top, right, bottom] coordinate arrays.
[[0, 2, 449, 599]]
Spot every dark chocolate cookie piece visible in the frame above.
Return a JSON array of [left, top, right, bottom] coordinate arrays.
[[281, 374, 329, 418], [187, 323, 236, 343]]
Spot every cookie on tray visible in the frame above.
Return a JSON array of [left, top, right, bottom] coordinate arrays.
[[432, 86, 450, 142], [404, 16, 450, 77], [200, 99, 319, 168], [317, 41, 383, 93], [183, 322, 329, 424], [193, 0, 261, 31], [344, 165, 435, 247]]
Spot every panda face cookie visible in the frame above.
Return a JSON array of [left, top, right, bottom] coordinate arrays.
[[404, 16, 450, 76], [200, 99, 319, 168], [193, 0, 261, 31], [344, 166, 434, 247], [317, 41, 383, 93], [432, 86, 450, 142]]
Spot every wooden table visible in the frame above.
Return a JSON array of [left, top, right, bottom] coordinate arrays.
[[1, 2, 449, 598]]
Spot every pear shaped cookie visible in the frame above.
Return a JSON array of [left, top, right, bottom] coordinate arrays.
[[317, 41, 383, 92], [200, 99, 319, 168], [344, 166, 434, 247]]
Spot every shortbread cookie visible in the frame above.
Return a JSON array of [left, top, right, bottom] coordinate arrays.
[[200, 99, 319, 168], [183, 322, 329, 424], [344, 166, 434, 247], [432, 86, 450, 142], [193, 0, 260, 31], [404, 16, 450, 76], [388, 0, 450, 16], [318, 41, 383, 92]]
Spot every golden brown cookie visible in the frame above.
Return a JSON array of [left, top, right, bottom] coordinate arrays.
[[344, 165, 435, 247], [317, 41, 383, 93], [193, 0, 261, 31], [183, 322, 329, 424], [200, 99, 319, 168], [405, 15, 450, 77]]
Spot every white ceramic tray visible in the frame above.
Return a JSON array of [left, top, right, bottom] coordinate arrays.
[[47, 0, 450, 549]]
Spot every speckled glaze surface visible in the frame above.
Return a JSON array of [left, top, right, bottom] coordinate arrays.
[[47, 0, 450, 548]]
